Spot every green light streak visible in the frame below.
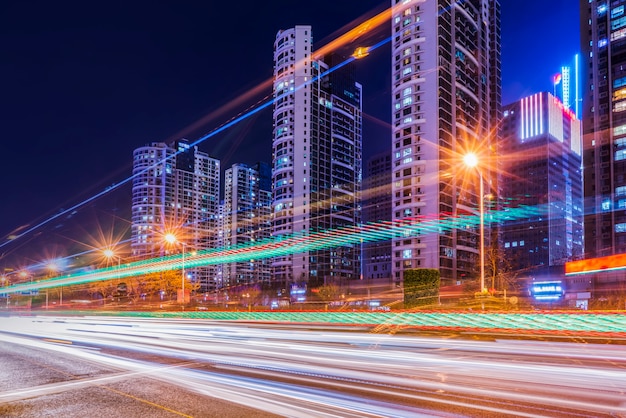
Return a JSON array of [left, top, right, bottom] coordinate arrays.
[[30, 310, 626, 335], [4, 204, 547, 295]]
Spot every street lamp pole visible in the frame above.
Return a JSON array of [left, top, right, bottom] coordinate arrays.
[[103, 249, 122, 278], [464, 153, 485, 293], [478, 170, 485, 293], [164, 233, 187, 308], [181, 242, 186, 305], [47, 262, 60, 309]]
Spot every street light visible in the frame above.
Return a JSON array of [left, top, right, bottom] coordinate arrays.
[[164, 233, 187, 306], [103, 249, 122, 277], [463, 152, 485, 294], [19, 270, 34, 302], [46, 261, 60, 309]]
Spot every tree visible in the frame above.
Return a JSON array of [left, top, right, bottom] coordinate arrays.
[[87, 279, 118, 303], [317, 284, 341, 302], [140, 269, 198, 301], [484, 246, 521, 294]]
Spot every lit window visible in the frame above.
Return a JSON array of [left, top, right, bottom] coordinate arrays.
[[614, 101, 626, 112]]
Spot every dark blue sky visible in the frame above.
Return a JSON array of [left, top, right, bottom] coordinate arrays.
[[0, 0, 579, 263]]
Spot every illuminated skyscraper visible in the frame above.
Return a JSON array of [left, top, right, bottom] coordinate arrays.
[[580, 1, 626, 257], [272, 25, 362, 288], [390, 0, 501, 286], [362, 152, 392, 280], [131, 139, 220, 291], [500, 92, 583, 274], [223, 162, 272, 287]]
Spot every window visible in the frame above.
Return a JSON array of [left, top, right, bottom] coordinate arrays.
[[614, 123, 626, 136]]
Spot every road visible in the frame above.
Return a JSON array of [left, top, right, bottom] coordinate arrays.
[[0, 314, 625, 417]]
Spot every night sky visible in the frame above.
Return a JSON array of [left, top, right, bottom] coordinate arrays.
[[1, 0, 579, 266]]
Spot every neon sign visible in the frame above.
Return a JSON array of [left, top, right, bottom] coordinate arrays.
[[530, 281, 564, 300]]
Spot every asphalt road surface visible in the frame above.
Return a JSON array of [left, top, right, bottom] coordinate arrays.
[[1, 314, 625, 417]]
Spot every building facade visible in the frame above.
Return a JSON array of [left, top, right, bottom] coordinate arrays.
[[580, 0, 626, 257], [390, 0, 501, 286], [131, 139, 220, 291], [272, 25, 363, 289], [362, 152, 392, 280], [223, 162, 272, 287], [500, 92, 583, 275]]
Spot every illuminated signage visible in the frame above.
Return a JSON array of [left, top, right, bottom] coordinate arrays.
[[530, 281, 564, 300], [566, 253, 626, 275]]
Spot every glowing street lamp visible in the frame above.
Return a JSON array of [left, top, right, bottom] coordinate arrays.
[[463, 152, 485, 294], [103, 249, 122, 278], [164, 233, 187, 306], [46, 261, 60, 309]]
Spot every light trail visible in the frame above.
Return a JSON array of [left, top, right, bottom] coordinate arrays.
[[3, 203, 546, 295], [32, 310, 626, 337], [2, 0, 462, 267], [0, 3, 393, 252], [1, 316, 625, 416]]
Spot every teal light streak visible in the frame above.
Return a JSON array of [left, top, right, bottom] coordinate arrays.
[[4, 204, 546, 295]]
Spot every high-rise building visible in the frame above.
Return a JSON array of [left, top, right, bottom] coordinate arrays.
[[580, 0, 626, 257], [223, 162, 272, 287], [390, 0, 501, 286], [362, 152, 392, 280], [131, 139, 220, 291], [272, 25, 363, 288], [500, 92, 583, 274]]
